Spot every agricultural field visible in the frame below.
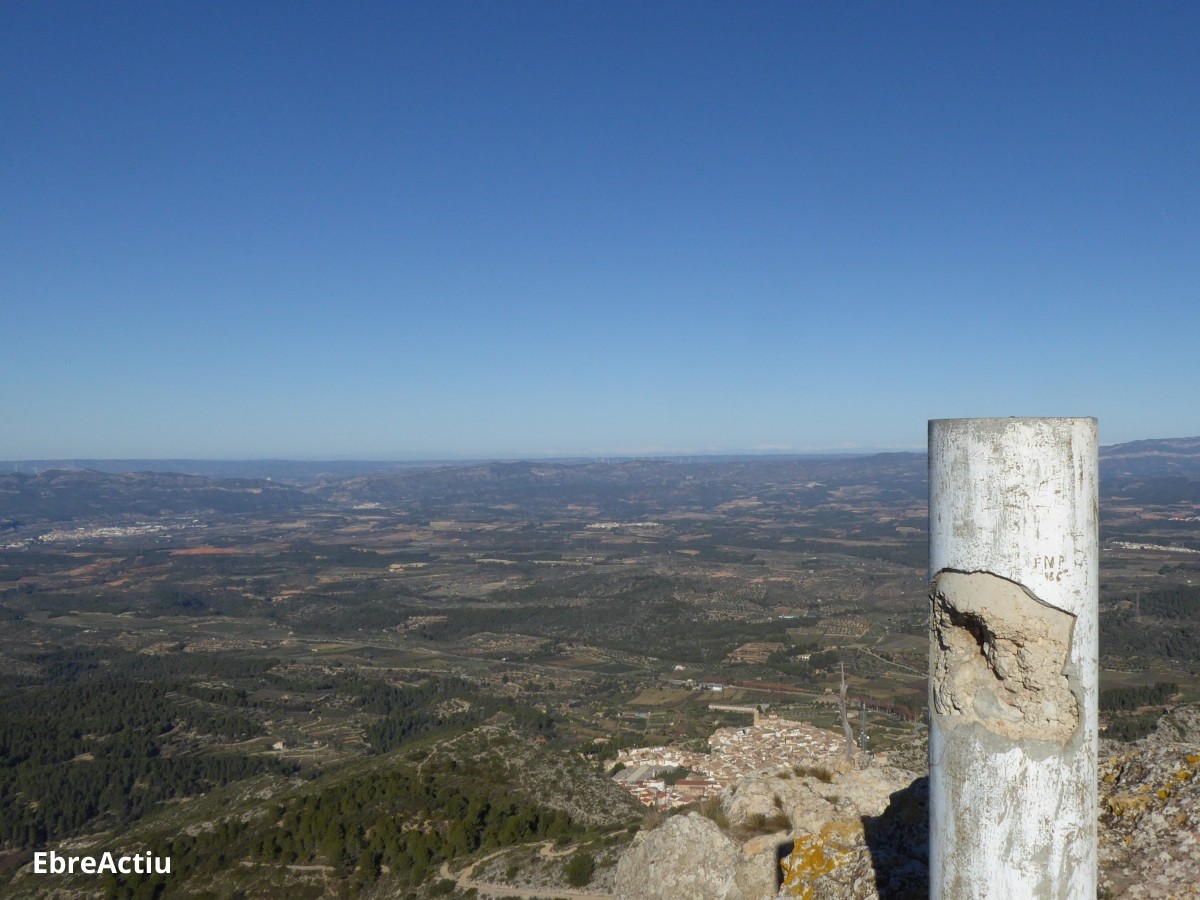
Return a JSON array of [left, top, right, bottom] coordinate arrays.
[[1, 444, 1199, 894]]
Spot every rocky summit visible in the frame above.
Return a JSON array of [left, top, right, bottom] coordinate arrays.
[[614, 704, 1200, 900], [1098, 704, 1200, 899]]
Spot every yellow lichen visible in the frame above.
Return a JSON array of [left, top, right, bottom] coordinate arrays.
[[1156, 787, 1172, 800], [1187, 754, 1200, 765], [1178, 769, 1193, 781], [779, 819, 863, 899], [1105, 794, 1150, 817]]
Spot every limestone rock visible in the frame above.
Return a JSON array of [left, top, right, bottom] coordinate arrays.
[[774, 774, 928, 900], [615, 706, 1200, 900], [1098, 730, 1200, 899], [1145, 703, 1200, 746], [616, 760, 928, 900], [723, 772, 811, 829], [736, 833, 792, 900], [614, 812, 740, 900], [724, 764, 919, 838]]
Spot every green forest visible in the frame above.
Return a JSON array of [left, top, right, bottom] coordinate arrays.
[[103, 762, 587, 900]]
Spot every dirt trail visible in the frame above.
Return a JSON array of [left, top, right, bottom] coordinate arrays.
[[439, 841, 613, 899]]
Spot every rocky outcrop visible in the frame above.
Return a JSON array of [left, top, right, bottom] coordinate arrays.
[[724, 762, 916, 832], [614, 813, 741, 900], [735, 833, 790, 900], [614, 759, 927, 900], [614, 706, 1200, 900], [1143, 702, 1200, 746], [775, 775, 927, 900], [1098, 731, 1200, 897]]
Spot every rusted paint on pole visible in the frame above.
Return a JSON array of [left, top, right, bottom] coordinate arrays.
[[928, 418, 1098, 898]]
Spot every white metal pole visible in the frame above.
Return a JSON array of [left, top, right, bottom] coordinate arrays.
[[928, 418, 1098, 898]]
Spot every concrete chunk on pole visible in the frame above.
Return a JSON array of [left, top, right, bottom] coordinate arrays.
[[928, 417, 1098, 899]]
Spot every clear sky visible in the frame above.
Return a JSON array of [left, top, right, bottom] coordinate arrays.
[[3, 2, 1197, 460]]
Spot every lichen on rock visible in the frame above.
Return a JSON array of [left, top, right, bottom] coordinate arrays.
[[779, 819, 861, 898], [612, 705, 1200, 900]]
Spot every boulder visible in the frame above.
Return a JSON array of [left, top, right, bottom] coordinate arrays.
[[614, 812, 741, 900]]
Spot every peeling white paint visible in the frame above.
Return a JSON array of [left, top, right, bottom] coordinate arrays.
[[929, 418, 1098, 899]]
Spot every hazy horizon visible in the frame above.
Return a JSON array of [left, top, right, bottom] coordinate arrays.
[[2, 443, 927, 466], [5, 430, 1198, 472]]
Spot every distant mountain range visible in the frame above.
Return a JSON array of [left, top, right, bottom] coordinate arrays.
[[1, 436, 1197, 526], [0, 468, 325, 523], [0, 458, 450, 482], [8, 435, 1198, 483], [1098, 436, 1200, 478]]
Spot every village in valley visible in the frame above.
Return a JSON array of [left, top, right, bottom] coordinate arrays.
[[611, 711, 847, 810]]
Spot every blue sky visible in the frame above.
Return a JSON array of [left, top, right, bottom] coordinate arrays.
[[3, 2, 1197, 459]]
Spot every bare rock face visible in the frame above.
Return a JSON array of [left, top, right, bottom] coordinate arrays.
[[714, 761, 928, 900], [774, 772, 928, 900], [614, 812, 741, 900], [616, 705, 1200, 900], [1098, 737, 1200, 898], [1145, 703, 1200, 746], [724, 764, 919, 839], [723, 772, 804, 827], [616, 706, 1200, 899], [612, 759, 929, 900], [736, 834, 791, 900]]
